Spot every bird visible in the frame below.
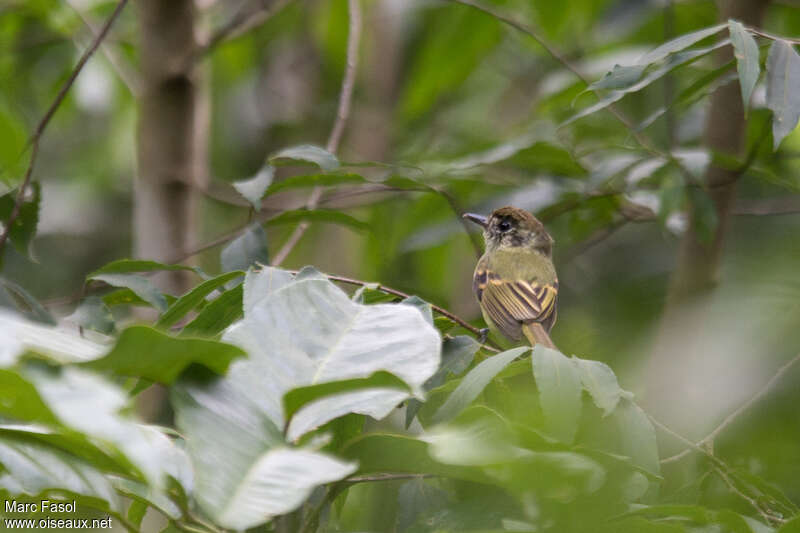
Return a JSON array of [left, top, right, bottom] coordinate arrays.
[[464, 206, 558, 349]]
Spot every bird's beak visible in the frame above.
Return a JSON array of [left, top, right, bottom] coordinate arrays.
[[463, 213, 488, 228]]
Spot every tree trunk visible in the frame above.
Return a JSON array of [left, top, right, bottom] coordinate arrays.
[[135, 0, 202, 295]]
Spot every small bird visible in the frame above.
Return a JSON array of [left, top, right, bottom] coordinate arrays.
[[464, 206, 558, 349]]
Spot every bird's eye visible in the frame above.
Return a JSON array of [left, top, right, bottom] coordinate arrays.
[[498, 220, 511, 232]]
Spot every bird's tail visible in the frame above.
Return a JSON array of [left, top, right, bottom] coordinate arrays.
[[521, 322, 556, 349]]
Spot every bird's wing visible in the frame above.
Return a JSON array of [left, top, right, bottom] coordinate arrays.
[[475, 265, 558, 341]]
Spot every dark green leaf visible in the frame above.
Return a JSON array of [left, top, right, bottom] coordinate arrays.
[[232, 165, 274, 210], [181, 284, 244, 337], [0, 181, 40, 257], [766, 40, 800, 149], [90, 273, 168, 312], [156, 271, 244, 329], [80, 325, 245, 383], [88, 259, 196, 277], [433, 347, 529, 424], [220, 224, 269, 273], [127, 500, 148, 528], [531, 346, 582, 444], [729, 20, 760, 112], [269, 144, 340, 172]]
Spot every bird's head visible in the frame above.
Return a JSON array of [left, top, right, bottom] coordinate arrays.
[[464, 206, 553, 256]]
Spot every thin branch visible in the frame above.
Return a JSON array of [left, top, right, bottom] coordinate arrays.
[[271, 0, 362, 266], [660, 351, 800, 464], [64, 0, 141, 96], [0, 0, 129, 256], [713, 465, 783, 526], [288, 269, 497, 349], [197, 0, 293, 58]]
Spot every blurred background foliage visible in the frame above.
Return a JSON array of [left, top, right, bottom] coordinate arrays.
[[2, 0, 800, 531]]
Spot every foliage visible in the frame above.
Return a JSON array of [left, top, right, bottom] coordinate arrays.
[[2, 0, 800, 532]]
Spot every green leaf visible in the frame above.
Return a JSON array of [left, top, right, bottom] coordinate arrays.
[[90, 273, 168, 312], [0, 369, 58, 423], [115, 479, 182, 521], [0, 181, 40, 257], [729, 20, 760, 112], [127, 499, 148, 528], [156, 271, 244, 329], [265, 208, 369, 232], [66, 296, 114, 334], [181, 284, 244, 337], [0, 277, 55, 325], [88, 259, 196, 277], [220, 224, 269, 273], [637, 23, 727, 65], [778, 515, 800, 532], [264, 173, 366, 196], [766, 40, 800, 149], [572, 356, 632, 416], [612, 399, 660, 478], [269, 144, 340, 172], [406, 336, 480, 428], [432, 347, 529, 424], [531, 346, 582, 444], [564, 40, 729, 127], [80, 325, 245, 383], [232, 165, 274, 210], [688, 186, 719, 243], [589, 64, 646, 91]]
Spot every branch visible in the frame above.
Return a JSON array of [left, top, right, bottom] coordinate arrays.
[[660, 351, 800, 464], [288, 269, 498, 350], [271, 0, 362, 267], [197, 0, 293, 59], [64, 0, 141, 96], [0, 0, 129, 256]]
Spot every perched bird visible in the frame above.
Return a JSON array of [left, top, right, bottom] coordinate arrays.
[[464, 206, 558, 349]]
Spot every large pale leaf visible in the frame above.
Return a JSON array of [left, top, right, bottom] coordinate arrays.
[[172, 379, 355, 530], [223, 273, 441, 428], [531, 346, 582, 444], [612, 399, 660, 478], [729, 20, 760, 112], [242, 266, 293, 314], [766, 40, 800, 149], [0, 311, 106, 366], [0, 437, 121, 512]]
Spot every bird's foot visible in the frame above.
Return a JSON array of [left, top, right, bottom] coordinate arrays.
[[478, 328, 490, 344]]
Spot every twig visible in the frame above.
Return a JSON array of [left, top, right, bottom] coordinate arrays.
[[271, 0, 362, 266], [0, 0, 129, 256], [713, 465, 783, 526], [660, 351, 800, 464], [287, 269, 498, 350], [64, 0, 141, 96], [197, 0, 293, 58]]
